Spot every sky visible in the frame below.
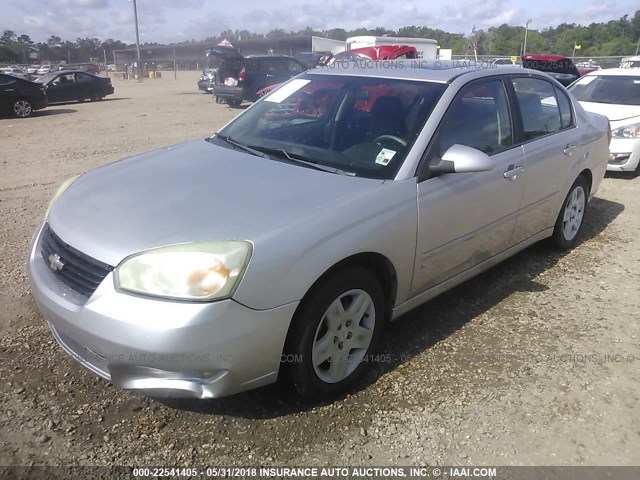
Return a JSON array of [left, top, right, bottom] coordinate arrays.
[[1, 0, 638, 45]]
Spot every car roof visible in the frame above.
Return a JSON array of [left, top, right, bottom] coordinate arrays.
[[308, 60, 530, 83], [582, 68, 640, 77], [55, 70, 96, 75]]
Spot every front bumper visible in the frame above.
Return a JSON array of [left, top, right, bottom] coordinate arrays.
[[607, 138, 640, 172], [27, 224, 298, 399]]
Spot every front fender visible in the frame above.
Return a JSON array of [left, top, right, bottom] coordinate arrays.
[[233, 178, 419, 310]]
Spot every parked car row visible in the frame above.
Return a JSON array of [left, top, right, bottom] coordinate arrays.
[[0, 70, 114, 118]]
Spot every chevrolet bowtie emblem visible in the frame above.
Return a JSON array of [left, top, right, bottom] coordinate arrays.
[[48, 253, 65, 272]]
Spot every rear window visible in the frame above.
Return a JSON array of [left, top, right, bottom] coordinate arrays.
[[245, 58, 304, 74]]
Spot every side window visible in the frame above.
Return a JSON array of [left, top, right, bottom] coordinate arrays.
[[431, 79, 513, 160], [76, 73, 92, 83], [554, 86, 574, 129], [52, 74, 74, 86], [288, 60, 304, 73], [266, 59, 286, 73], [512, 77, 562, 140]]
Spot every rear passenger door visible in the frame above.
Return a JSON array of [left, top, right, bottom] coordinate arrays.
[[411, 78, 525, 295], [74, 72, 94, 100], [508, 77, 577, 245]]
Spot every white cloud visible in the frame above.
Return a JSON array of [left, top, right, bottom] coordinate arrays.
[[52, 0, 108, 8], [1, 0, 637, 44]]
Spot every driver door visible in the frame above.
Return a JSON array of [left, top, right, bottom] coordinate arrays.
[[411, 78, 525, 295], [46, 73, 75, 103]]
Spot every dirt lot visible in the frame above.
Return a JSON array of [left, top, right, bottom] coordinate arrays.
[[0, 71, 638, 468]]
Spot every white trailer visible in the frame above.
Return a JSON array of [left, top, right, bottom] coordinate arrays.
[[345, 36, 438, 60]]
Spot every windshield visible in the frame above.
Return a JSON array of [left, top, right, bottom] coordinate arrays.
[[35, 72, 57, 83], [213, 73, 447, 179], [569, 75, 640, 105]]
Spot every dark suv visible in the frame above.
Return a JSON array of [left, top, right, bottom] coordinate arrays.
[[521, 54, 581, 86], [0, 73, 47, 118], [213, 55, 307, 107]]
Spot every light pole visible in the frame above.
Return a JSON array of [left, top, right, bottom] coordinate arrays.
[[131, 0, 143, 81], [523, 19, 532, 56]]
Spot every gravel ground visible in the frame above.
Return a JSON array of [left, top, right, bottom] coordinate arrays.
[[0, 71, 638, 468]]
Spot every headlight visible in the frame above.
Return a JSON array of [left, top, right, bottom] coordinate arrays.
[[45, 174, 81, 219], [115, 241, 252, 301], [612, 122, 640, 139]]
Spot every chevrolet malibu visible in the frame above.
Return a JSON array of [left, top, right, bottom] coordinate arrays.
[[28, 62, 610, 399]]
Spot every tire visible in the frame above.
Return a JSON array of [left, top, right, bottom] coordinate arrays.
[[227, 99, 242, 108], [11, 98, 33, 118], [551, 175, 589, 250], [284, 267, 386, 398]]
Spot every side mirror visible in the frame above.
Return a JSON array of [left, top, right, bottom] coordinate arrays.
[[430, 144, 494, 175]]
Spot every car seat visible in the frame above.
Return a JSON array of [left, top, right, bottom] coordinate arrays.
[[369, 96, 408, 140]]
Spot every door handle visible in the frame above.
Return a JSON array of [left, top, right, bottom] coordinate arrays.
[[503, 165, 523, 181], [563, 144, 576, 156]]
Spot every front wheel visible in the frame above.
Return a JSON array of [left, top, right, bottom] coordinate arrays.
[[551, 175, 589, 250], [11, 99, 33, 118], [284, 268, 385, 398], [226, 99, 242, 107]]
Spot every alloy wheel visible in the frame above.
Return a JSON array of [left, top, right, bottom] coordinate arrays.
[[311, 289, 375, 383]]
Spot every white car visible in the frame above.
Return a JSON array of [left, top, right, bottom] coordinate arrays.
[[0, 67, 29, 80], [37, 65, 54, 75], [569, 68, 640, 173]]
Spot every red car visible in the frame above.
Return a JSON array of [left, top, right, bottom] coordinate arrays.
[[329, 45, 418, 63], [257, 46, 419, 98]]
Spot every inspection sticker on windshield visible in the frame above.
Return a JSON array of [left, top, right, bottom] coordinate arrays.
[[375, 148, 396, 166], [264, 79, 311, 103]]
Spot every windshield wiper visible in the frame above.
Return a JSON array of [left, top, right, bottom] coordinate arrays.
[[247, 145, 349, 175], [213, 134, 267, 158]]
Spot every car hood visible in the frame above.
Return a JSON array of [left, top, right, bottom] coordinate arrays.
[[48, 140, 384, 266], [578, 101, 640, 122]]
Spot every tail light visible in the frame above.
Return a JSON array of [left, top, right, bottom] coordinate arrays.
[[238, 69, 247, 82]]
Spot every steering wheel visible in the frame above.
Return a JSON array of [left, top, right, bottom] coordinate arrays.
[[373, 135, 407, 148]]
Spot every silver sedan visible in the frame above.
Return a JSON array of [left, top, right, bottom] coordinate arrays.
[[28, 61, 610, 399]]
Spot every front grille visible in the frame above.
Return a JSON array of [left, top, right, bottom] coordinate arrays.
[[40, 224, 114, 297]]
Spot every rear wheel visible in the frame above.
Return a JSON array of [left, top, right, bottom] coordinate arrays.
[[227, 99, 242, 107], [551, 175, 589, 250], [11, 99, 33, 118], [284, 268, 385, 398]]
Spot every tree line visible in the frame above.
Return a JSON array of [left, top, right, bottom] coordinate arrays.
[[1, 10, 639, 64]]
